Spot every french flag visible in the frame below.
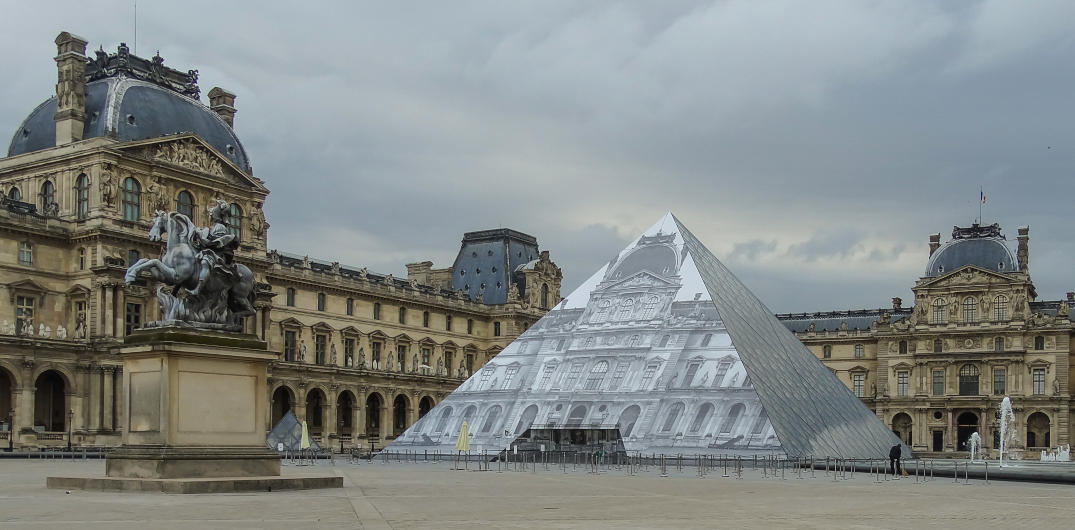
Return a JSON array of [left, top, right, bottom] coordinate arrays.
[[981, 190, 987, 204]]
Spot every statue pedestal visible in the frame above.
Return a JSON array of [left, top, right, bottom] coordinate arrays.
[[48, 327, 341, 492], [106, 328, 279, 478]]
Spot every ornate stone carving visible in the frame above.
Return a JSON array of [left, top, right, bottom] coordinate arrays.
[[148, 140, 225, 177], [99, 169, 116, 207], [249, 203, 268, 240]]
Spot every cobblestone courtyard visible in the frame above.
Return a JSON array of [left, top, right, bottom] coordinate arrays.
[[1, 459, 1072, 529]]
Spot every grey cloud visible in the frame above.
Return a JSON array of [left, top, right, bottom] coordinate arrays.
[[3, 1, 1075, 312]]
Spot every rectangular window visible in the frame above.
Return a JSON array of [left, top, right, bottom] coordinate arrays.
[[346, 298, 354, 316], [557, 338, 566, 351], [1032, 368, 1046, 395], [467, 319, 473, 334], [494, 321, 501, 337], [993, 368, 1006, 395], [17, 242, 32, 266], [502, 366, 518, 389], [285, 288, 295, 307], [344, 337, 355, 360], [854, 344, 864, 358], [562, 362, 584, 391], [284, 330, 296, 361], [398, 307, 406, 324], [465, 353, 474, 374], [639, 364, 658, 390], [607, 361, 630, 391], [898, 341, 907, 354], [853, 374, 865, 397], [15, 295, 34, 336], [78, 248, 86, 270], [421, 347, 431, 373], [537, 364, 556, 389], [444, 350, 454, 374], [397, 344, 407, 371], [371, 342, 382, 368], [373, 303, 381, 320], [932, 369, 945, 396], [75, 301, 86, 332], [127, 249, 140, 266], [317, 293, 326, 311], [124, 302, 142, 335], [897, 371, 909, 397], [315, 334, 327, 365], [445, 315, 452, 331], [478, 368, 493, 390], [682, 363, 701, 388], [423, 312, 430, 328], [712, 361, 732, 388]]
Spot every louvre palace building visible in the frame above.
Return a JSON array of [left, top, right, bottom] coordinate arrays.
[[0, 32, 562, 451], [778, 223, 1072, 457]]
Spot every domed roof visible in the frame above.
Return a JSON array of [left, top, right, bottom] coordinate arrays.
[[7, 77, 250, 172], [924, 233, 1017, 277], [611, 242, 679, 279]]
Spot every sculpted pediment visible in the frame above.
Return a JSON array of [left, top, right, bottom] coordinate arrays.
[[118, 135, 267, 193], [604, 271, 677, 291], [919, 265, 1011, 289]]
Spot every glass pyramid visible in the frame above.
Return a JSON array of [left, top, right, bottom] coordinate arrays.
[[391, 214, 904, 458]]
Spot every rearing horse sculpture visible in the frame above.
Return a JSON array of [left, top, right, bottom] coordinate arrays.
[[125, 210, 256, 328]]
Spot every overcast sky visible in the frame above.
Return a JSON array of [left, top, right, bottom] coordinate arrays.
[[3, 1, 1074, 313]]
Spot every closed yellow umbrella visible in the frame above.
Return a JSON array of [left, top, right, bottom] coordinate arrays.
[[455, 420, 470, 452], [300, 420, 311, 450]]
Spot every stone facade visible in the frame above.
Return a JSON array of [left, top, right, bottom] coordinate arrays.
[[778, 225, 1072, 458], [0, 32, 561, 451]]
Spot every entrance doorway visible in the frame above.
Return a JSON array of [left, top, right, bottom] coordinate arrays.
[[956, 412, 979, 451], [932, 430, 943, 451]]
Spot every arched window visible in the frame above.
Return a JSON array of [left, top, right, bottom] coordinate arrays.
[[616, 298, 635, 321], [75, 174, 89, 219], [963, 297, 977, 324], [688, 403, 714, 433], [176, 191, 195, 219], [434, 406, 454, 433], [931, 298, 947, 324], [121, 177, 140, 221], [641, 296, 660, 319], [227, 203, 242, 241], [540, 283, 549, 309], [959, 364, 980, 396], [480, 405, 502, 433], [39, 180, 55, 212], [593, 299, 611, 323], [993, 295, 1008, 321], [285, 288, 296, 307], [7, 186, 21, 201], [719, 403, 745, 434], [822, 345, 832, 359], [661, 402, 684, 432], [933, 339, 943, 353], [585, 361, 609, 390]]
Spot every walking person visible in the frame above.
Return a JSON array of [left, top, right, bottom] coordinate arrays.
[[889, 443, 903, 476]]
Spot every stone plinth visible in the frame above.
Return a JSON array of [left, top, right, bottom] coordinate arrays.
[[103, 327, 280, 479]]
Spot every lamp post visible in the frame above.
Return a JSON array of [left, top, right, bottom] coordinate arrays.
[[67, 409, 73, 451], [7, 408, 13, 452]]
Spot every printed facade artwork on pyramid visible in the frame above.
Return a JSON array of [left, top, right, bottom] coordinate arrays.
[[392, 214, 905, 458]]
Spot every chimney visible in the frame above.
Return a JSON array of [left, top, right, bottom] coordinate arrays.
[[892, 297, 902, 310], [208, 87, 237, 127], [1017, 226, 1029, 272], [53, 31, 89, 145], [928, 234, 941, 257]]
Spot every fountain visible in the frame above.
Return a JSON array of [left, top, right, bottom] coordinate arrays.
[[1040, 444, 1071, 462], [967, 432, 981, 462], [998, 396, 1016, 467]]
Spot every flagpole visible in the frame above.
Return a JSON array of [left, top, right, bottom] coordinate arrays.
[[979, 186, 983, 225]]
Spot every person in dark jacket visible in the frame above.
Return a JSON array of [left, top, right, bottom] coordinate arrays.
[[889, 444, 902, 475]]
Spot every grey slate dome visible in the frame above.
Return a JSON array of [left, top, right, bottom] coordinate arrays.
[[7, 77, 251, 172], [925, 224, 1017, 277]]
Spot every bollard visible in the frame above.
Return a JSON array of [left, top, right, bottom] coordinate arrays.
[[964, 461, 969, 485], [984, 461, 989, 484], [953, 461, 959, 483]]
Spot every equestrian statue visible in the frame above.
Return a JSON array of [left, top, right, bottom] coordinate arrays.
[[124, 200, 256, 331]]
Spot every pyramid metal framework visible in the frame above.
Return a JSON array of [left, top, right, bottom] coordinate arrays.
[[391, 214, 904, 458], [265, 410, 323, 452]]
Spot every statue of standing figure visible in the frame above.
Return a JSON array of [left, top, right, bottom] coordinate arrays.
[[330, 343, 338, 366]]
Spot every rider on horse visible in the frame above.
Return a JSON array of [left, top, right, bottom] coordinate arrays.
[[188, 199, 238, 296]]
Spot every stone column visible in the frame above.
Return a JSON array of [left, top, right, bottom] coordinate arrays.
[[102, 367, 115, 431], [355, 390, 367, 439], [114, 287, 125, 339], [87, 368, 101, 431], [295, 387, 307, 422], [380, 403, 390, 441], [324, 397, 335, 438], [102, 284, 113, 338]]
